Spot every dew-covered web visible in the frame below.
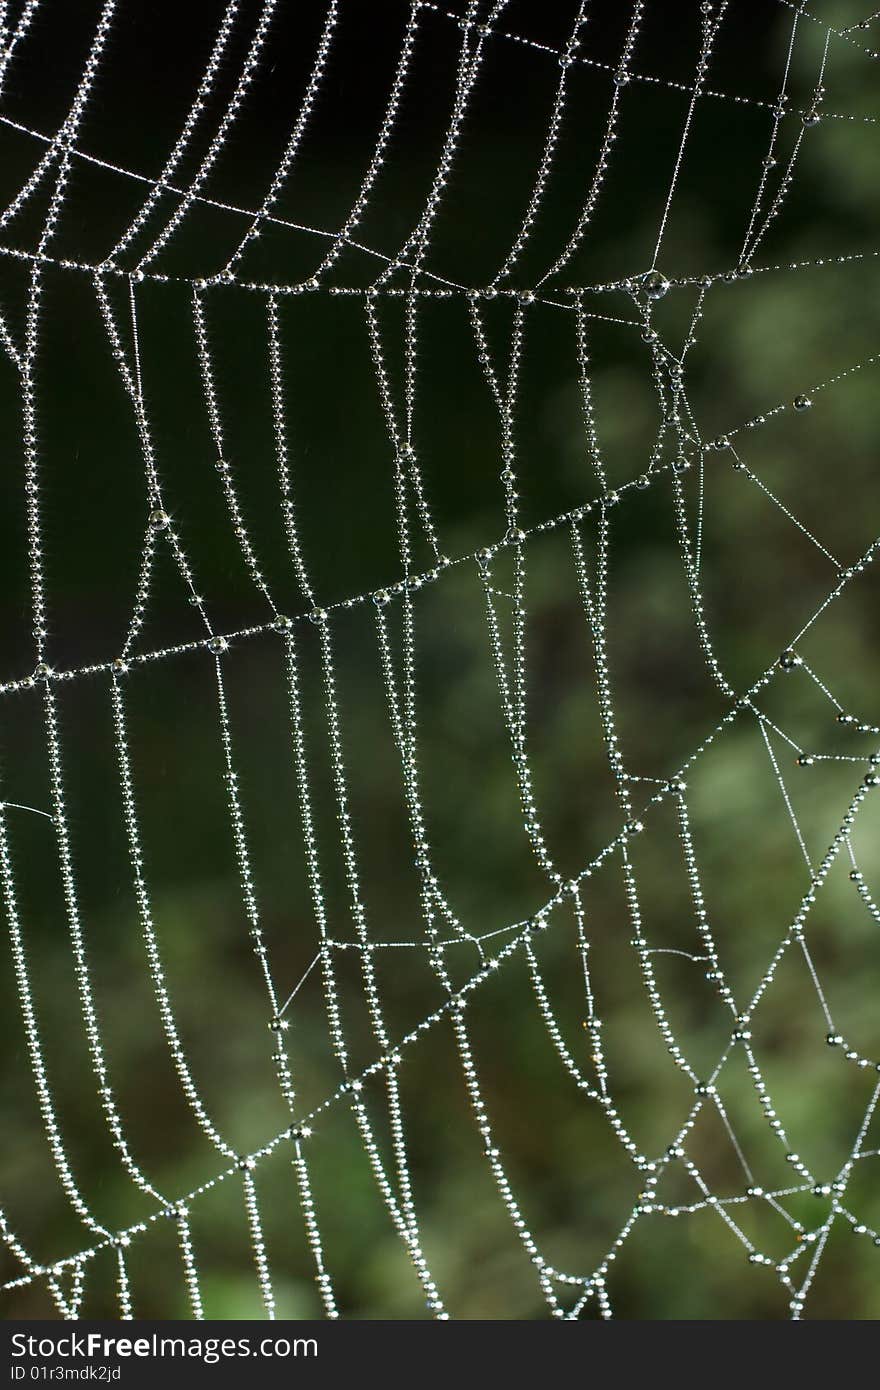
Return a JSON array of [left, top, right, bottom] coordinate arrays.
[[0, 0, 878, 1321]]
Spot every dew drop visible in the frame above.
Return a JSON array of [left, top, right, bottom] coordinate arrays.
[[641, 269, 669, 301]]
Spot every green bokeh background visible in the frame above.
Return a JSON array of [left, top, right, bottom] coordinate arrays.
[[0, 0, 878, 1319]]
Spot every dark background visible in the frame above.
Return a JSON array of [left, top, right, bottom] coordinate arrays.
[[0, 0, 878, 1318]]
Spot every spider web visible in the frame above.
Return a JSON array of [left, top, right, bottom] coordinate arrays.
[[0, 0, 878, 1320]]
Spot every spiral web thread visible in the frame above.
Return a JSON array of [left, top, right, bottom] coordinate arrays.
[[0, 0, 878, 1320]]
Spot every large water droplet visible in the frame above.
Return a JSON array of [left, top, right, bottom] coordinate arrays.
[[641, 269, 669, 301]]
